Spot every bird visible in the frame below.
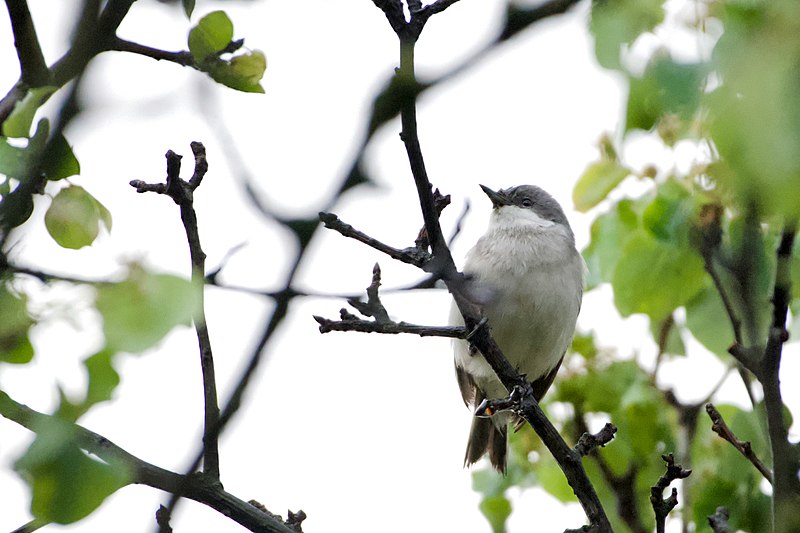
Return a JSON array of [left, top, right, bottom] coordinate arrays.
[[450, 184, 583, 473]]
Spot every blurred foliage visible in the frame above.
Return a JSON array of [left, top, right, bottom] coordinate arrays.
[[472, 0, 800, 532], [0, 2, 265, 525]]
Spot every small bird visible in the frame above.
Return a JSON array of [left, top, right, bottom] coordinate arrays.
[[451, 184, 583, 473]]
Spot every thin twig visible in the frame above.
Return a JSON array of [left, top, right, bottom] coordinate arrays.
[[705, 403, 772, 483], [574, 423, 618, 457], [130, 143, 221, 481], [319, 212, 430, 268], [314, 314, 466, 338], [109, 37, 195, 67], [650, 454, 691, 533]]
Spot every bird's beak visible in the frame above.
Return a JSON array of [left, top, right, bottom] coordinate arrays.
[[479, 185, 512, 208]]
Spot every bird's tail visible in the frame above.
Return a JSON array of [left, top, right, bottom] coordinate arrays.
[[464, 415, 508, 474]]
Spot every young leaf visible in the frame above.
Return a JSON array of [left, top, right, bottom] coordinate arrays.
[[2, 86, 57, 138], [0, 118, 49, 179], [205, 50, 267, 93], [188, 11, 234, 62], [612, 230, 706, 319], [42, 133, 81, 181], [182, 0, 195, 18], [0, 284, 35, 364], [15, 419, 130, 524], [83, 349, 120, 408], [573, 160, 631, 212], [95, 266, 198, 353], [44, 186, 109, 249]]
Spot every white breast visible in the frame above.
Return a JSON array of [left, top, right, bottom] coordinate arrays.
[[451, 206, 583, 400]]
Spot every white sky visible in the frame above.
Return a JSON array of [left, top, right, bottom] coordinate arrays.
[[0, 1, 797, 532]]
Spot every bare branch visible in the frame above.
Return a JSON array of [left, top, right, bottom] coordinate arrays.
[[109, 37, 195, 67], [0, 390, 296, 533], [5, 0, 49, 86], [319, 212, 430, 268], [650, 454, 691, 533], [130, 143, 221, 480], [705, 402, 773, 483], [574, 423, 618, 457]]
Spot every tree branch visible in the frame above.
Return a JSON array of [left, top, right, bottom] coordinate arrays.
[[759, 223, 800, 532], [366, 4, 613, 530], [319, 212, 430, 268], [705, 402, 773, 483], [650, 453, 691, 533], [574, 423, 618, 457], [573, 412, 648, 533], [109, 36, 195, 67], [130, 142, 221, 481], [0, 391, 297, 533], [4, 0, 49, 86]]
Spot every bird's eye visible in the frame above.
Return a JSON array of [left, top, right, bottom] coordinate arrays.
[[521, 198, 533, 208]]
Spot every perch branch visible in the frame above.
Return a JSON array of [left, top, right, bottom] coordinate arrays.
[[130, 142, 221, 481], [366, 3, 614, 530], [705, 403, 772, 483]]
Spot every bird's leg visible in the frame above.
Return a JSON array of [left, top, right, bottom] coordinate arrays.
[[474, 385, 525, 418]]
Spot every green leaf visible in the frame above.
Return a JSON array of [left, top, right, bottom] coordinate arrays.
[[572, 160, 631, 212], [96, 266, 198, 353], [612, 230, 706, 319], [478, 494, 512, 533], [0, 284, 35, 364], [44, 186, 109, 249], [41, 133, 80, 181], [0, 118, 49, 178], [685, 285, 734, 357], [188, 11, 234, 62], [641, 179, 694, 243], [0, 119, 79, 181], [536, 455, 574, 503], [15, 418, 130, 524], [83, 350, 120, 408], [590, 0, 665, 70], [183, 0, 195, 18], [2, 86, 57, 138], [706, 1, 800, 218], [582, 199, 639, 289], [205, 50, 267, 93], [626, 58, 707, 133]]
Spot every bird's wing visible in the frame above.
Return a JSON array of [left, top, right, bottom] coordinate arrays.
[[455, 359, 481, 408]]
